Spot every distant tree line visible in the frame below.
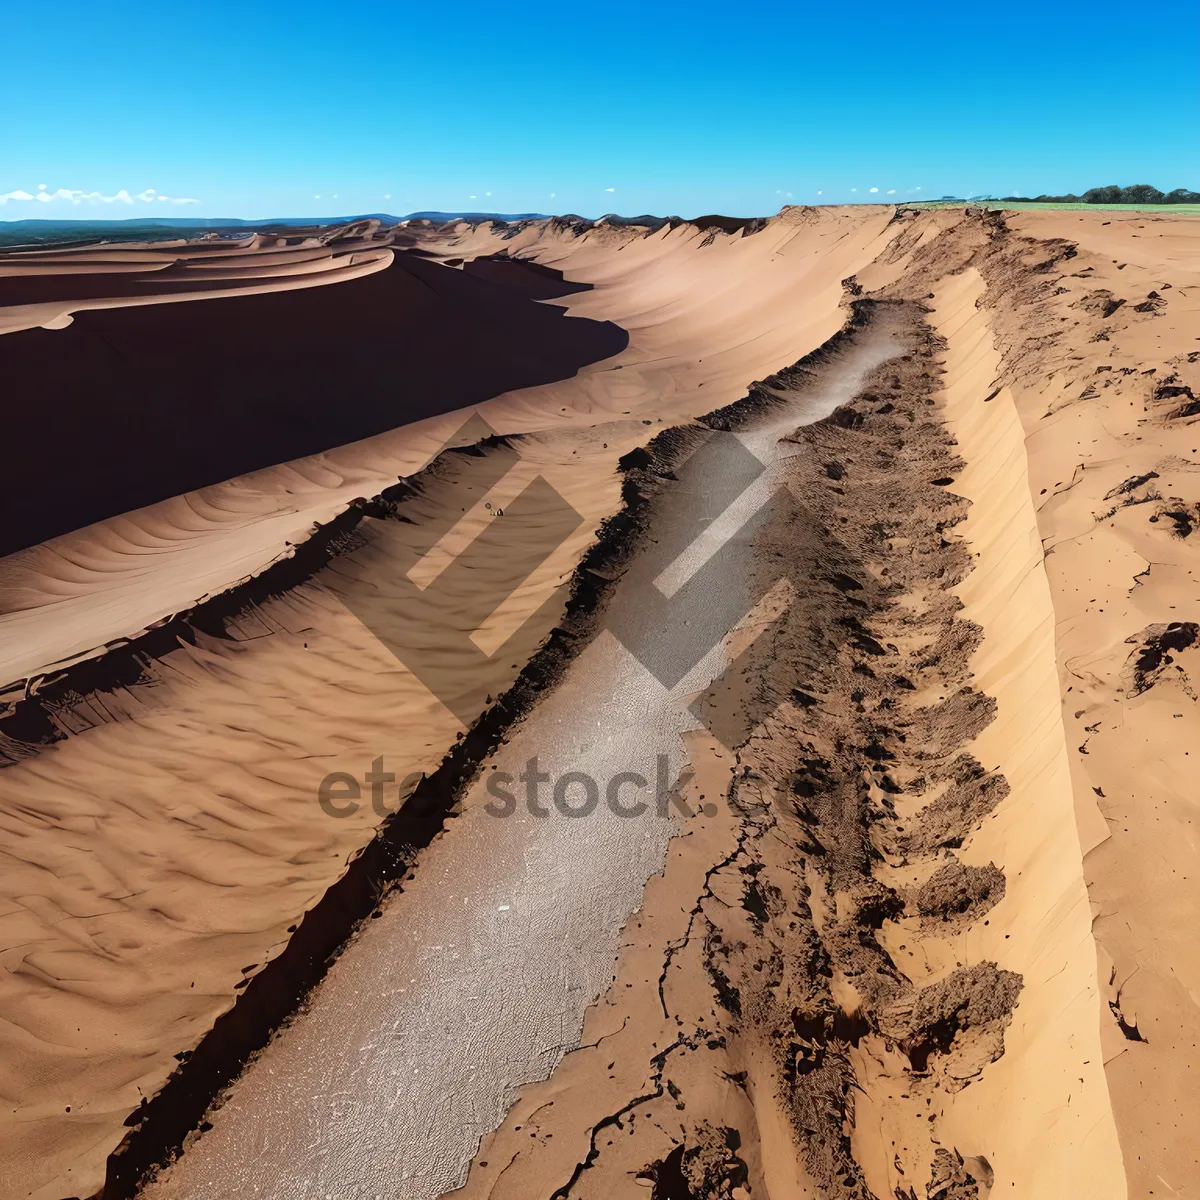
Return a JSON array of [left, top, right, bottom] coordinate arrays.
[[1003, 184, 1200, 204]]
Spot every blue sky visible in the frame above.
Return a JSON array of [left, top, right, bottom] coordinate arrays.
[[3, 0, 1197, 220]]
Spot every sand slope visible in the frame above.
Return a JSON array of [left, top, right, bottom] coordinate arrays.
[[917, 269, 1122, 1195], [984, 210, 1200, 1198]]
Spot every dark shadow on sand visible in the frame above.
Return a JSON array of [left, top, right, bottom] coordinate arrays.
[[0, 251, 626, 557]]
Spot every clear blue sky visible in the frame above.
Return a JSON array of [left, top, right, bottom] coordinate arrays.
[[3, 0, 1197, 220]]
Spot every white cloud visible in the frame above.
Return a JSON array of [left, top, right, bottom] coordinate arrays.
[[605, 187, 615, 193], [469, 195, 476, 200], [314, 195, 321, 199], [869, 187, 879, 193], [1, 185, 198, 208], [485, 191, 492, 197], [817, 190, 823, 196], [850, 188, 857, 193], [887, 189, 896, 194], [384, 193, 391, 200], [549, 192, 556, 198]]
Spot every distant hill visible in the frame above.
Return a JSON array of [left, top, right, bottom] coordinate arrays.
[[402, 211, 549, 223], [0, 215, 387, 231], [0, 211, 557, 248], [0, 216, 363, 248], [0, 209, 760, 249]]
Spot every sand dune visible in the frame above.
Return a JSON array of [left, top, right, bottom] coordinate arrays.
[[0, 227, 400, 336], [0, 235, 626, 556], [0, 205, 1196, 1199]]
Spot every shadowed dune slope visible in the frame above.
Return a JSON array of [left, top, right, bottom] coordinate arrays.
[[0, 251, 625, 556], [458, 253, 592, 298]]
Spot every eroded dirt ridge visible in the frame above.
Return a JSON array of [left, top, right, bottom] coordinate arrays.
[[549, 302, 1022, 1199]]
